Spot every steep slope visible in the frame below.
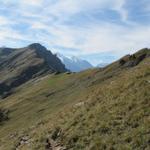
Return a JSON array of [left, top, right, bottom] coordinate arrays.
[[0, 43, 67, 98], [57, 53, 93, 72], [0, 48, 149, 150]]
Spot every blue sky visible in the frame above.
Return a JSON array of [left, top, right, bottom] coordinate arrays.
[[0, 0, 150, 65]]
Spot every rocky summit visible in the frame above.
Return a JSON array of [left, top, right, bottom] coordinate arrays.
[[0, 43, 67, 98]]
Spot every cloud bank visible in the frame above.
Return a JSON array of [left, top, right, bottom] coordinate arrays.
[[0, 0, 150, 64]]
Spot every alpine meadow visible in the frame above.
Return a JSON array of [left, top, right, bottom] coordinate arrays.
[[0, 1, 150, 150]]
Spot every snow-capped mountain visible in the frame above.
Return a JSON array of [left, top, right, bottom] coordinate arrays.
[[56, 53, 93, 72], [97, 63, 109, 68]]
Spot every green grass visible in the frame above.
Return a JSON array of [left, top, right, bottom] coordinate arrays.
[[0, 57, 150, 150]]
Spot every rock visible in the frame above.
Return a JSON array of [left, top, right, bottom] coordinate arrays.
[[45, 138, 52, 150], [51, 127, 62, 140], [74, 102, 85, 108], [16, 135, 30, 148], [9, 132, 17, 139], [119, 49, 150, 68], [147, 80, 150, 83]]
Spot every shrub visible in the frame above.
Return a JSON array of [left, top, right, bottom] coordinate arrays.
[[0, 108, 9, 123]]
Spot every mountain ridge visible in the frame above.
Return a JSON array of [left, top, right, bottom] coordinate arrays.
[[0, 43, 67, 98]]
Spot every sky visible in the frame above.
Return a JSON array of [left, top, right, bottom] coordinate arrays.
[[0, 0, 150, 65]]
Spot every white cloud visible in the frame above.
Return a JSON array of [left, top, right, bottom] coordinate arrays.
[[0, 16, 11, 25], [46, 0, 128, 21], [112, 0, 128, 22], [0, 0, 150, 60], [21, 0, 43, 6], [0, 26, 25, 44]]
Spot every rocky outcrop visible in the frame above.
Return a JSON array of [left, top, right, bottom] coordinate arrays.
[[119, 48, 150, 67]]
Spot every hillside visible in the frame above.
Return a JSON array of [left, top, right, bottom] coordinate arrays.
[[0, 43, 67, 99], [0, 48, 150, 150]]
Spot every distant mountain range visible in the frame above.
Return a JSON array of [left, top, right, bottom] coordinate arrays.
[[97, 63, 109, 68], [56, 53, 93, 72]]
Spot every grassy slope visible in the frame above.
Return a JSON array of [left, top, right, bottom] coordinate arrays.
[[59, 58, 150, 150], [0, 69, 96, 149], [0, 57, 150, 150]]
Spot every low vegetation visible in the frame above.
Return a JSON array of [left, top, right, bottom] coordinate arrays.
[[0, 49, 149, 150], [0, 108, 8, 124]]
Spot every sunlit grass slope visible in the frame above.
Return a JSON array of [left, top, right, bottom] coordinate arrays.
[[0, 50, 150, 150]]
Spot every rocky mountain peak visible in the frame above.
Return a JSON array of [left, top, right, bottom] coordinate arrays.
[[28, 43, 46, 51], [0, 43, 67, 98]]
